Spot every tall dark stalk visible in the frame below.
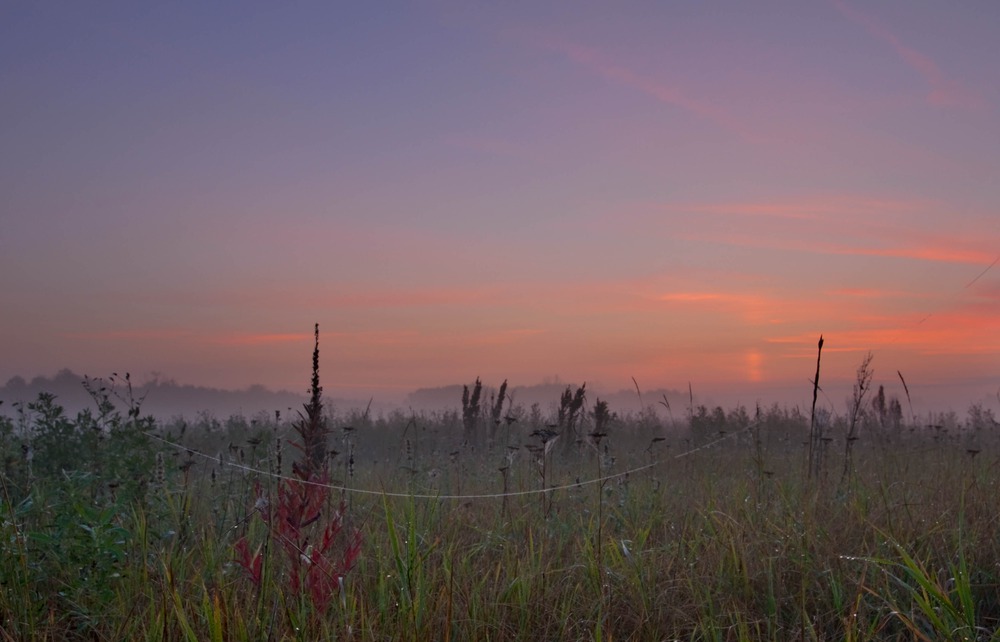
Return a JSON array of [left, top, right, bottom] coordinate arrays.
[[293, 323, 327, 481], [808, 335, 824, 480]]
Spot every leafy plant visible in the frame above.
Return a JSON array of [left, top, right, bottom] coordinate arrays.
[[234, 324, 361, 626]]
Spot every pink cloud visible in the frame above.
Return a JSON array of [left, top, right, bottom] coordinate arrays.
[[681, 196, 929, 221], [112, 283, 509, 313], [656, 291, 775, 317], [826, 287, 920, 299], [63, 328, 316, 348], [607, 195, 932, 232], [684, 229, 994, 265], [532, 34, 754, 140], [832, 0, 985, 110], [658, 292, 739, 303], [324, 286, 497, 309], [212, 333, 311, 347], [62, 329, 193, 342], [653, 288, 842, 328], [620, 196, 998, 266], [843, 244, 994, 265]]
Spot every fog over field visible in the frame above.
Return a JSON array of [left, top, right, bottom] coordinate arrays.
[[3, 366, 996, 423]]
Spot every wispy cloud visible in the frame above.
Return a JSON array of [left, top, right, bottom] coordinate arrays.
[[653, 287, 848, 328], [619, 196, 998, 266], [64, 328, 313, 348], [827, 287, 913, 298], [325, 286, 497, 309], [63, 329, 192, 342], [692, 230, 993, 265], [659, 292, 742, 304], [767, 306, 1000, 358], [840, 243, 994, 265], [832, 0, 985, 110], [465, 328, 548, 346], [531, 33, 754, 140], [116, 283, 507, 313], [212, 333, 311, 347], [657, 291, 771, 313], [680, 196, 928, 221]]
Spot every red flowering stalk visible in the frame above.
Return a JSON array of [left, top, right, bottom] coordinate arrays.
[[307, 518, 363, 612], [266, 473, 361, 612], [288, 323, 328, 481], [233, 325, 361, 614], [233, 537, 263, 587]]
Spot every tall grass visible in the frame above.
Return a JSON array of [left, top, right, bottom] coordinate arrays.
[[1, 349, 999, 640]]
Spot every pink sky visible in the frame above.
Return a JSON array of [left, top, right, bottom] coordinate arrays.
[[2, 2, 998, 411]]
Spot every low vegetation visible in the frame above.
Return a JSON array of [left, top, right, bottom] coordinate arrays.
[[2, 329, 999, 640]]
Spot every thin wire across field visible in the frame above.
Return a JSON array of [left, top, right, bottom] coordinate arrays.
[[144, 427, 748, 500]]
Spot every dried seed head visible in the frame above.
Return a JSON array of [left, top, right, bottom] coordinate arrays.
[[273, 438, 283, 475], [155, 452, 165, 486]]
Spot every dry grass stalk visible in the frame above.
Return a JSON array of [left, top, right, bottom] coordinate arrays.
[[841, 352, 874, 488], [808, 334, 824, 480]]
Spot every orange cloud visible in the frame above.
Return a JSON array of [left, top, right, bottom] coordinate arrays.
[[827, 287, 919, 299], [745, 349, 764, 383], [831, 0, 985, 110], [767, 308, 1000, 359], [656, 291, 774, 320], [799, 241, 992, 265], [652, 288, 853, 330], [658, 292, 740, 303]]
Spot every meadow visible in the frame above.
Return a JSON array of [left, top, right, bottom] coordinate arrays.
[[2, 341, 999, 641]]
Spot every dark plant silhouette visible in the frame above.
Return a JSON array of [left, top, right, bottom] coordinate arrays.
[[558, 383, 586, 452], [462, 377, 483, 444], [234, 324, 361, 617], [808, 335, 824, 480]]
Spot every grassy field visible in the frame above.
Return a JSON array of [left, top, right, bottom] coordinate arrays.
[[2, 353, 999, 640]]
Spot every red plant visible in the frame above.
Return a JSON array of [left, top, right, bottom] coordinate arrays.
[[233, 325, 361, 614], [267, 474, 360, 612], [233, 537, 262, 587]]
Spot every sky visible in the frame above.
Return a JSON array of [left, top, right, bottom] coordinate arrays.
[[2, 1, 999, 413]]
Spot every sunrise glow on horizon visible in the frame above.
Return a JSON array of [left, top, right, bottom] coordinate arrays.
[[2, 2, 998, 411]]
